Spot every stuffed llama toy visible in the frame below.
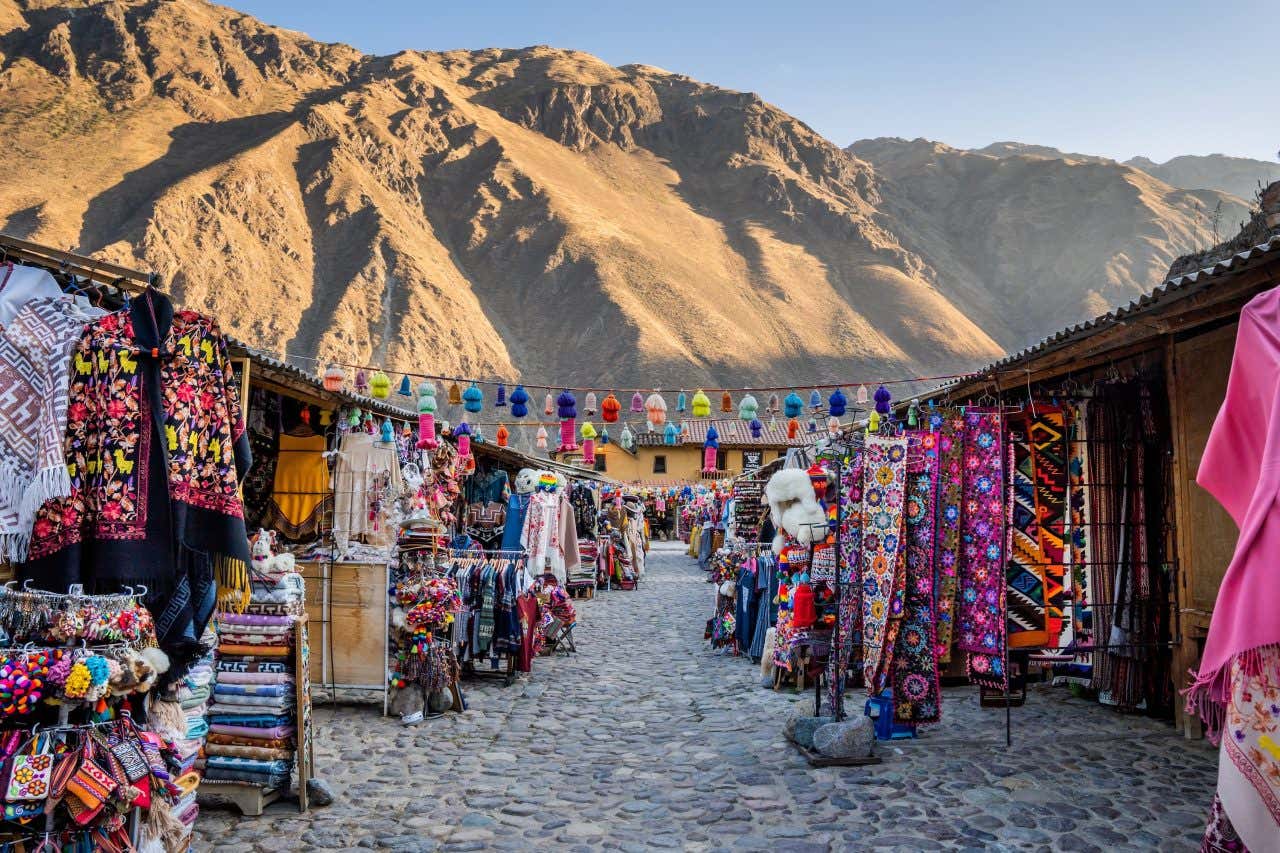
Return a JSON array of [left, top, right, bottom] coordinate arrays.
[[765, 468, 828, 554], [250, 528, 296, 583]]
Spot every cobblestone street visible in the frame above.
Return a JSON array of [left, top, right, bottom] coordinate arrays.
[[196, 543, 1218, 851]]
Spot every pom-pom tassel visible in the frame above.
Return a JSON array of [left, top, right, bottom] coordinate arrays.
[[398, 375, 412, 396], [462, 382, 484, 413], [601, 393, 621, 423], [787, 417, 800, 439], [783, 392, 804, 418], [455, 422, 472, 456], [691, 390, 711, 418], [720, 390, 732, 412], [828, 388, 847, 417], [323, 365, 345, 391], [536, 426, 548, 450], [738, 393, 758, 422], [559, 418, 577, 452], [510, 384, 530, 418], [703, 445, 718, 472], [630, 391, 644, 413], [448, 382, 462, 405], [496, 424, 510, 447], [370, 370, 391, 399], [495, 383, 507, 407], [676, 391, 687, 413], [645, 392, 668, 426], [544, 392, 554, 416], [584, 392, 598, 415]]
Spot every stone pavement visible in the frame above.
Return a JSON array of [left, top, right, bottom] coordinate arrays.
[[195, 542, 1217, 852]]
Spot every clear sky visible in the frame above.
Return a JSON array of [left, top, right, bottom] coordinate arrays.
[[233, 0, 1278, 164]]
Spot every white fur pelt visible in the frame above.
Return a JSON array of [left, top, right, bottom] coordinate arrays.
[[765, 468, 827, 554]]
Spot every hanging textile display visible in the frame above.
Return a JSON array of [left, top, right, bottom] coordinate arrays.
[[859, 435, 908, 693], [1029, 407, 1070, 647], [1006, 414, 1049, 649], [892, 454, 940, 724], [1062, 401, 1094, 682], [22, 289, 252, 676], [826, 449, 864, 717], [933, 411, 964, 664], [957, 411, 1007, 689]]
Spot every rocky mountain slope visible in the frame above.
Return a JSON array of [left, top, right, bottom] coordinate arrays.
[[0, 0, 1250, 388], [1123, 154, 1280, 204]]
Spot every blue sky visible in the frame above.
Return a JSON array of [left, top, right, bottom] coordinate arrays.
[[235, 0, 1278, 164]]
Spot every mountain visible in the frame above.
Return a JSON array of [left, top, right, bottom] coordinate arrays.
[[0, 0, 1249, 393], [1124, 154, 1280, 203]]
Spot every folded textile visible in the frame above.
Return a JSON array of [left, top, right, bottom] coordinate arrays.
[[174, 735, 205, 756], [205, 756, 291, 775], [206, 733, 294, 749], [174, 790, 198, 814], [209, 723, 294, 740], [216, 612, 296, 627], [216, 659, 291, 674], [210, 693, 292, 709], [213, 671, 295, 686], [202, 767, 290, 788], [209, 703, 292, 717], [214, 683, 293, 698], [184, 667, 215, 689], [218, 643, 290, 657], [174, 754, 198, 776], [180, 686, 211, 710], [217, 623, 294, 637], [209, 713, 291, 727], [205, 744, 295, 761]]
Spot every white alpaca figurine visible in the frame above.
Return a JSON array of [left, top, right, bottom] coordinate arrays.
[[765, 468, 828, 555], [250, 528, 296, 583]]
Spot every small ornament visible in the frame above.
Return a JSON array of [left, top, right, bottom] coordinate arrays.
[[784, 392, 804, 418], [767, 393, 780, 413], [827, 416, 839, 436], [720, 390, 732, 412], [584, 391, 598, 415], [496, 424, 510, 447], [630, 391, 644, 413], [544, 392, 554, 416], [828, 388, 847, 417], [808, 389, 821, 409], [874, 384, 892, 415], [462, 382, 484, 413], [510, 384, 530, 418], [601, 393, 621, 423], [448, 382, 462, 405], [676, 391, 687, 413], [738, 393, 758, 422], [663, 422, 679, 445], [749, 417, 763, 438], [380, 418, 394, 443], [496, 383, 507, 407], [907, 400, 920, 428], [580, 422, 598, 464], [691, 390, 711, 418], [454, 422, 472, 456], [416, 381, 438, 450], [620, 424, 635, 452], [369, 370, 391, 399], [702, 423, 720, 472], [645, 393, 668, 426], [787, 417, 800, 439], [354, 369, 370, 395], [536, 425, 548, 450], [398, 375, 412, 396], [322, 364, 345, 392], [600, 426, 611, 445], [856, 384, 869, 404]]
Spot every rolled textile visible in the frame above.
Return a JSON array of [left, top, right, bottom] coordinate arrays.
[[205, 744, 295, 761], [175, 771, 202, 797], [206, 733, 293, 750], [206, 755, 290, 774], [209, 723, 294, 740], [217, 643, 290, 657], [214, 671, 295, 686], [213, 683, 293, 698]]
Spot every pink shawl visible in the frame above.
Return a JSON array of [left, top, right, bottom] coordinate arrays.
[[1189, 285, 1280, 731]]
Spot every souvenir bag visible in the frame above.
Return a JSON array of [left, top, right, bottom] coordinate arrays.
[[6, 732, 52, 802], [810, 542, 837, 583], [65, 735, 117, 825], [45, 733, 84, 815], [101, 725, 149, 809]]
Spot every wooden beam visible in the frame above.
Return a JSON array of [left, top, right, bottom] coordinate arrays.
[[0, 233, 153, 289]]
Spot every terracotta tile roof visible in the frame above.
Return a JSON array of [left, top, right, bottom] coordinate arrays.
[[631, 417, 811, 448]]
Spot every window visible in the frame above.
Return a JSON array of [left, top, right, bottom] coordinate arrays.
[[653, 455, 667, 474], [594, 454, 607, 472], [716, 449, 728, 471], [777, 450, 787, 460]]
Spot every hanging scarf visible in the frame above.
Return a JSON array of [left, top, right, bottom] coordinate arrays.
[[0, 297, 89, 562], [932, 411, 964, 664], [860, 435, 908, 693], [892, 453, 941, 723], [958, 412, 1007, 689]]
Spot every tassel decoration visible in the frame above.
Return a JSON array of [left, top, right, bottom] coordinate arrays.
[[462, 382, 484, 413], [581, 422, 597, 464], [720, 390, 732, 412], [585, 391, 598, 416], [319, 409, 332, 427], [874, 384, 892, 415], [702, 424, 720, 472], [556, 390, 577, 419], [783, 392, 804, 418], [510, 384, 530, 418], [768, 393, 779, 413], [676, 391, 687, 413], [380, 418, 394, 443], [398, 374, 412, 396], [454, 422, 472, 456], [856, 384, 869, 405], [448, 382, 462, 405], [663, 422, 679, 445], [645, 393, 668, 426], [620, 424, 635, 452], [828, 388, 847, 417], [749, 418, 763, 438], [416, 381, 438, 449], [496, 424, 510, 447], [600, 426, 611, 445], [601, 393, 621, 423], [630, 391, 644, 413], [370, 370, 391, 399], [808, 389, 821, 409], [691, 390, 711, 418], [354, 369, 370, 395], [787, 417, 800, 439], [681, 421, 691, 440], [496, 383, 507, 407], [536, 426, 548, 450], [544, 392, 554, 416], [738, 393, 758, 422]]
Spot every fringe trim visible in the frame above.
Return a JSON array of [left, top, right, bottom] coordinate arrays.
[[18, 464, 71, 528], [1183, 642, 1280, 744], [0, 464, 71, 563], [216, 556, 251, 614]]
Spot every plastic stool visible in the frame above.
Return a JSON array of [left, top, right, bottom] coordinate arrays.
[[864, 689, 917, 740]]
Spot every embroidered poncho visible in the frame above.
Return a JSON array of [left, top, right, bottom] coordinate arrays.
[[22, 290, 252, 674]]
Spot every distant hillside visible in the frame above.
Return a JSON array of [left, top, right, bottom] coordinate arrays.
[[1124, 154, 1280, 203]]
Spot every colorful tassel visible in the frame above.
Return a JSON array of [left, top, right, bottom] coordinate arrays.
[[703, 445, 718, 473], [462, 382, 483, 413], [322, 364, 345, 392], [645, 393, 668, 426], [496, 424, 510, 447], [370, 370, 391, 399], [856, 384, 869, 405], [784, 392, 804, 418], [544, 392, 554, 416], [808, 389, 821, 409], [559, 417, 577, 452], [691, 390, 711, 418], [398, 374, 412, 396], [585, 391, 598, 415], [749, 418, 763, 438], [454, 422, 472, 456], [720, 390, 732, 412], [620, 424, 635, 452], [601, 393, 621, 423], [416, 381, 438, 449], [556, 390, 577, 419], [509, 384, 530, 418], [380, 418, 394, 442], [787, 417, 799, 439], [495, 383, 507, 407], [354, 369, 370, 395], [738, 393, 758, 421], [676, 391, 687, 413], [600, 426, 611, 445], [704, 423, 720, 449], [663, 422, 679, 445], [448, 382, 462, 405], [767, 393, 779, 413], [630, 391, 644, 413], [874, 384, 892, 415], [828, 388, 847, 417], [535, 426, 548, 450], [681, 421, 691, 440]]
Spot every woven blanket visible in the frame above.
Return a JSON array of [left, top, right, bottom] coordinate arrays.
[[958, 412, 1007, 688], [217, 659, 291, 674], [1007, 416, 1049, 649], [203, 767, 290, 788], [828, 449, 864, 715], [178, 803, 200, 827], [893, 456, 941, 724], [209, 712, 291, 727], [179, 684, 211, 709], [183, 718, 208, 740], [1064, 402, 1093, 680], [216, 612, 295, 627], [205, 743, 295, 762], [933, 412, 965, 664], [0, 297, 88, 562], [209, 723, 294, 740], [209, 701, 292, 716], [214, 671, 294, 686], [207, 733, 293, 750], [214, 683, 293, 698], [1030, 408, 1069, 647], [860, 436, 908, 693], [205, 755, 290, 775], [218, 643, 290, 657]]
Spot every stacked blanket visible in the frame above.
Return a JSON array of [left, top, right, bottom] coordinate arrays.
[[203, 573, 303, 792], [171, 627, 216, 845]]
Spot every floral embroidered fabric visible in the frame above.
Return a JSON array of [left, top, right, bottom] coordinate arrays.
[[860, 435, 908, 694], [958, 412, 1007, 689]]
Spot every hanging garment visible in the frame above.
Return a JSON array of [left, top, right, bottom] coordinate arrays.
[[0, 296, 91, 562], [501, 492, 531, 552], [957, 411, 1007, 689], [892, 457, 941, 724], [860, 436, 908, 694], [1029, 407, 1069, 647], [0, 262, 61, 326], [23, 289, 252, 676], [331, 431, 403, 549], [240, 389, 281, 529], [261, 431, 329, 541], [1189, 288, 1280, 853], [522, 491, 564, 582], [933, 412, 965, 664], [1059, 401, 1095, 683]]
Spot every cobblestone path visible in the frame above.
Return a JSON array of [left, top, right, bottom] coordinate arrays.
[[196, 543, 1217, 851]]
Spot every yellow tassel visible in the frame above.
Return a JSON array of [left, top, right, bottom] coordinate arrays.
[[216, 556, 250, 613]]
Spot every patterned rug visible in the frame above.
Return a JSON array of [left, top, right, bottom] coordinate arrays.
[[958, 412, 1007, 689], [1007, 414, 1049, 649], [893, 455, 941, 724], [1065, 402, 1093, 680], [860, 435, 908, 694], [932, 411, 965, 665], [828, 449, 865, 715], [1030, 407, 1069, 647]]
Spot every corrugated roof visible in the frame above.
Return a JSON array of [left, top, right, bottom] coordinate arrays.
[[633, 418, 811, 448], [946, 233, 1280, 388]]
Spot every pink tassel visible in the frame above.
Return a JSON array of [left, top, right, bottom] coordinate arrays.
[[417, 413, 438, 449], [582, 438, 596, 465], [457, 433, 471, 456], [559, 418, 577, 451], [703, 445, 717, 472]]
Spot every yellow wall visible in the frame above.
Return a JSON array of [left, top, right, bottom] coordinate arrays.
[[590, 445, 785, 484]]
